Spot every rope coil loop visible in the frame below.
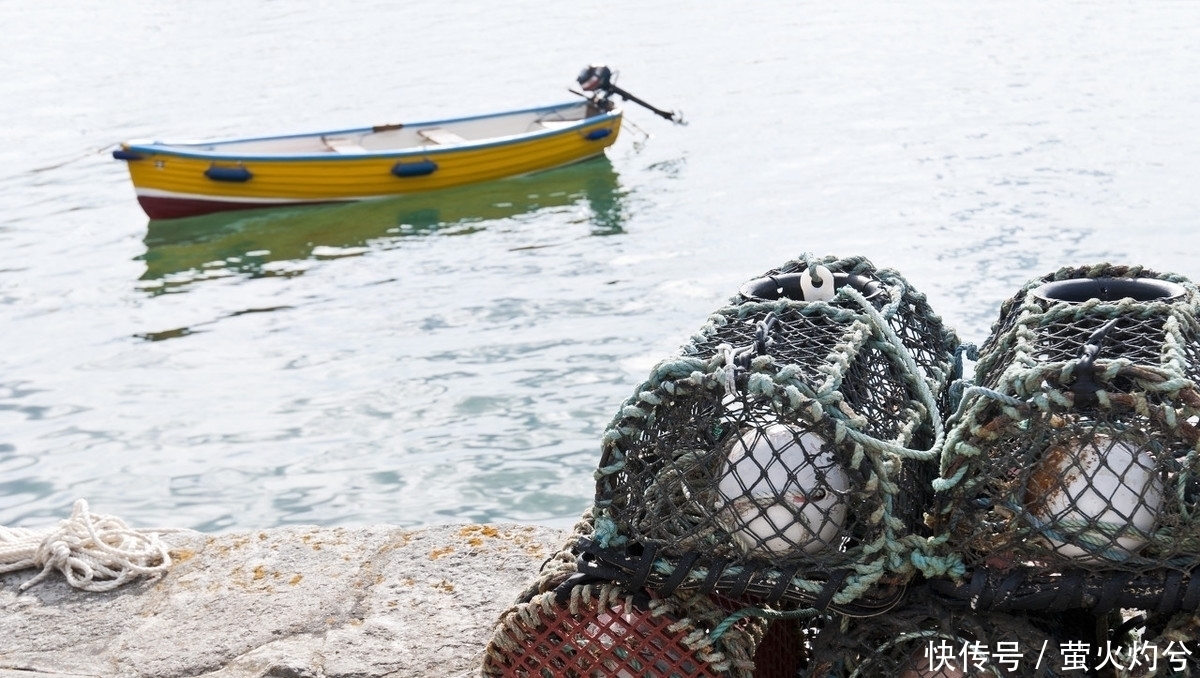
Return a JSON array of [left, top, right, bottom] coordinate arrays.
[[0, 499, 173, 592]]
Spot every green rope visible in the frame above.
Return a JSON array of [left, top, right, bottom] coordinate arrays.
[[709, 604, 820, 641]]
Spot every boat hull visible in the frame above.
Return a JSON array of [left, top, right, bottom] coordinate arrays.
[[116, 102, 622, 219]]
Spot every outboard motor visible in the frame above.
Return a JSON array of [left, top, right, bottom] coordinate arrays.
[[576, 64, 685, 125]]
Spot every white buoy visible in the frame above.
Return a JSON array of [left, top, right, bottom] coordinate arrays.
[[718, 424, 848, 556], [1026, 434, 1162, 562]]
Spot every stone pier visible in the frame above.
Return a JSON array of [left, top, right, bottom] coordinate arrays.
[[0, 523, 569, 678]]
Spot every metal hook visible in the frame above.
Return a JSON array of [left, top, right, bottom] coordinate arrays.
[[1071, 317, 1120, 406], [732, 312, 780, 371]]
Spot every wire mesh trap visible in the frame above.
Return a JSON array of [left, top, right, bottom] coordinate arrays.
[[934, 264, 1200, 611], [481, 582, 766, 678], [489, 510, 812, 678], [577, 254, 961, 612]]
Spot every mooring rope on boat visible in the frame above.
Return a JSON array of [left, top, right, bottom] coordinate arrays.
[[0, 499, 174, 592]]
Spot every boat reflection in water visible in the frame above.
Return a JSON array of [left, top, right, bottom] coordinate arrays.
[[136, 156, 625, 294]]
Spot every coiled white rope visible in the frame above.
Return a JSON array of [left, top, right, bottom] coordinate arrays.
[[0, 499, 174, 592]]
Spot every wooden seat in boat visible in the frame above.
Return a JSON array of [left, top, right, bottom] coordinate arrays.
[[323, 136, 368, 153], [418, 128, 467, 145]]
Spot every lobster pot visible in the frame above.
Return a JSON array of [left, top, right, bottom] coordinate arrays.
[[586, 255, 960, 611], [803, 600, 1068, 677], [481, 584, 765, 678], [937, 265, 1200, 575]]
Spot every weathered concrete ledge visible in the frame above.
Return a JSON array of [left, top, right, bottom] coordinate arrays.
[[0, 523, 570, 678]]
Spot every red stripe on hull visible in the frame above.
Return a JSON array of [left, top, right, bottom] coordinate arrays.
[[138, 195, 334, 220]]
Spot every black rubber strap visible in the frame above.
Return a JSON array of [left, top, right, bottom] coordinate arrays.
[[627, 543, 658, 589], [926, 576, 961, 600], [967, 567, 989, 610], [1093, 573, 1132, 614], [723, 563, 759, 599], [573, 539, 622, 582], [655, 551, 700, 597], [699, 557, 728, 595], [813, 570, 850, 611], [765, 563, 804, 605], [553, 572, 608, 605], [572, 537, 652, 587], [1048, 572, 1086, 611], [990, 570, 1026, 610], [1158, 571, 1184, 616]]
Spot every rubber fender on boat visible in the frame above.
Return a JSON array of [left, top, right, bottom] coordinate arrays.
[[585, 128, 612, 141], [204, 165, 253, 182], [112, 149, 145, 161], [391, 159, 438, 177]]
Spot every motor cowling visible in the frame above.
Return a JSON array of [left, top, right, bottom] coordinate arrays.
[[577, 64, 614, 92]]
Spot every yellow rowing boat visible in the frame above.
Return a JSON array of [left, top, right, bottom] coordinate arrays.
[[114, 65, 681, 220], [113, 99, 622, 220]]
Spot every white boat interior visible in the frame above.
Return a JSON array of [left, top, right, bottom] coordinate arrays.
[[151, 102, 609, 156]]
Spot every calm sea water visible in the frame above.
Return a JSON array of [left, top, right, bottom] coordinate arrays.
[[3, 1, 1200, 532]]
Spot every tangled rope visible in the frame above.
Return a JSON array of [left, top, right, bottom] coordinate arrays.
[[0, 499, 174, 592]]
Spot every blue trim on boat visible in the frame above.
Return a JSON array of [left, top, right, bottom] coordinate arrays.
[[122, 101, 619, 163]]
